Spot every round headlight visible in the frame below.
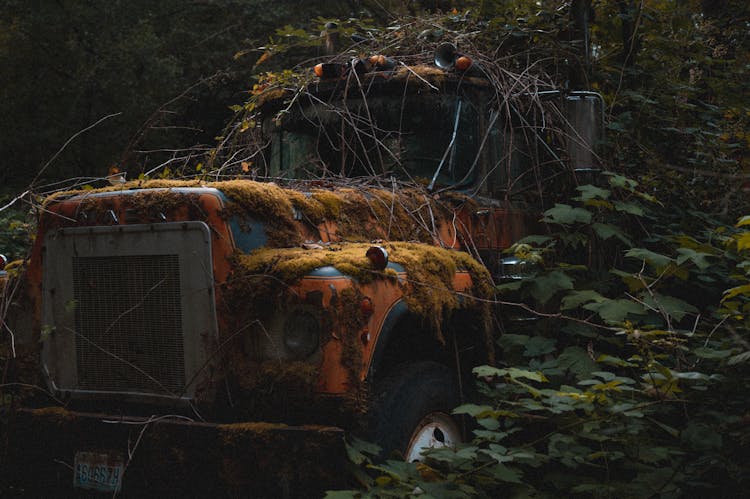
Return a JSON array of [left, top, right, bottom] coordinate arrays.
[[283, 311, 320, 359]]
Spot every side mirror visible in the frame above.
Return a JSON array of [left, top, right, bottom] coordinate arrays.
[[565, 91, 604, 172]]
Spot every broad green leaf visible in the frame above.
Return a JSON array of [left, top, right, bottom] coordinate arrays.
[[324, 491, 359, 499], [675, 247, 714, 271], [561, 289, 607, 310], [728, 351, 750, 365], [606, 172, 638, 190], [597, 354, 637, 367], [575, 184, 611, 200], [692, 347, 733, 359], [478, 448, 513, 464], [472, 430, 510, 442], [477, 417, 501, 430], [453, 404, 495, 417], [523, 336, 557, 357], [610, 268, 647, 291], [557, 346, 598, 379], [736, 215, 750, 227], [473, 366, 548, 383], [542, 204, 592, 225], [584, 299, 647, 323], [625, 248, 674, 268], [487, 464, 523, 483], [345, 437, 381, 465], [591, 223, 633, 245], [640, 292, 698, 321], [613, 200, 644, 216], [529, 271, 574, 304]]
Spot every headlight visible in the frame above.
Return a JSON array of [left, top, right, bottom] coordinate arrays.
[[283, 311, 320, 359]]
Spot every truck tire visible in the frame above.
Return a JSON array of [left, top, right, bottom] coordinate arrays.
[[370, 361, 462, 461]]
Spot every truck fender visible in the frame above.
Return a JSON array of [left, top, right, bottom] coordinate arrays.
[[366, 300, 409, 381]]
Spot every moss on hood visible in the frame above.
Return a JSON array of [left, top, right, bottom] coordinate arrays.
[[46, 179, 467, 249], [230, 241, 493, 342]]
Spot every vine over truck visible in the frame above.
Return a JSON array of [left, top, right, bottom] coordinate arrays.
[[0, 44, 601, 496]]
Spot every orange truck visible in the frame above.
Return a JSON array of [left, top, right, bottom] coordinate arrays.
[[0, 44, 601, 496]]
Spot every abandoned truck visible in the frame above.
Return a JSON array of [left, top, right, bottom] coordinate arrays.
[[0, 44, 601, 496]]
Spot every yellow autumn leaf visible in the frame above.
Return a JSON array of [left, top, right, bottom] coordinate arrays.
[[735, 232, 750, 251]]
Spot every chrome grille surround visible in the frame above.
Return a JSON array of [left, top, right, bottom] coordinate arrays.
[[41, 222, 218, 403]]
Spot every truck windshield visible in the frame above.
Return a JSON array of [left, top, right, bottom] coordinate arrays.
[[268, 95, 478, 187]]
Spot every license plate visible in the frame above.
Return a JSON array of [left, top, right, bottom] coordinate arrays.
[[73, 451, 124, 493]]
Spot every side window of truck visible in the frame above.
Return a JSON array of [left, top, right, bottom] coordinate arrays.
[[488, 122, 534, 201]]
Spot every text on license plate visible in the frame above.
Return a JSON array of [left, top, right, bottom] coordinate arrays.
[[73, 451, 124, 493]]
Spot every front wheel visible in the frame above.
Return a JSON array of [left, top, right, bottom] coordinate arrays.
[[370, 361, 463, 461]]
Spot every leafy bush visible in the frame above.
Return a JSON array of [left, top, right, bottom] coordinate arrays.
[[0, 195, 34, 262], [329, 174, 750, 498]]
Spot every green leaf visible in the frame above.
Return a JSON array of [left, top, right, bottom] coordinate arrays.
[[597, 354, 637, 367], [557, 347, 598, 379], [453, 404, 495, 417], [529, 271, 574, 304], [477, 417, 501, 430], [345, 437, 381, 465], [692, 347, 733, 359], [625, 248, 674, 268], [675, 247, 714, 270], [542, 204, 592, 225], [640, 292, 698, 321], [584, 299, 647, 324], [324, 491, 360, 499], [591, 223, 633, 245], [736, 215, 750, 227], [473, 366, 548, 383], [561, 290, 607, 310], [612, 200, 644, 216], [523, 336, 557, 357], [576, 184, 611, 201], [487, 464, 523, 484], [605, 172, 638, 190]]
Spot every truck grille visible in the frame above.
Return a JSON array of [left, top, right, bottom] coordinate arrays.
[[72, 254, 185, 395]]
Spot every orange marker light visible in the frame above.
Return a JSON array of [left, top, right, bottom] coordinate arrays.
[[360, 297, 374, 317], [369, 55, 386, 66], [455, 56, 472, 71]]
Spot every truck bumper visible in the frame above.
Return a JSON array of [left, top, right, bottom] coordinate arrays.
[[1, 406, 349, 498]]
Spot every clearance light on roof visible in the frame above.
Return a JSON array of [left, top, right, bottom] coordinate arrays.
[[313, 63, 345, 78], [366, 245, 389, 270], [314, 55, 397, 81]]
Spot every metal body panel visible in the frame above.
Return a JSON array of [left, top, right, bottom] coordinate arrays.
[[41, 222, 218, 402]]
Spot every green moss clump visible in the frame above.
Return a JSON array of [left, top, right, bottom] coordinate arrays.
[[231, 241, 493, 344], [43, 179, 470, 251]]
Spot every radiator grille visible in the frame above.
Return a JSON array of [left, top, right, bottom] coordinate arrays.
[[72, 255, 185, 394]]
